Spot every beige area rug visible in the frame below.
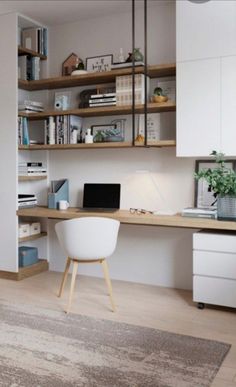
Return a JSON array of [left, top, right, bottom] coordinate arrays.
[[0, 301, 230, 387]]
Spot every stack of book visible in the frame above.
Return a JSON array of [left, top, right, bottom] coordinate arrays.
[[111, 61, 144, 70], [18, 100, 44, 113], [18, 117, 29, 145], [18, 55, 41, 80], [18, 194, 37, 208], [89, 93, 116, 107], [18, 162, 47, 177], [181, 207, 217, 219], [22, 27, 48, 56], [116, 74, 150, 106]]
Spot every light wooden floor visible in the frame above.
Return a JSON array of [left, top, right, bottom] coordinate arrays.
[[0, 271, 235, 386]]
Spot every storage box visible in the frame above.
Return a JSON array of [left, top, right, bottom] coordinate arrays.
[[18, 246, 38, 267], [30, 222, 41, 236], [18, 223, 30, 238]]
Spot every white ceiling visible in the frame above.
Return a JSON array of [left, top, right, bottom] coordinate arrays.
[[0, 0, 170, 26]]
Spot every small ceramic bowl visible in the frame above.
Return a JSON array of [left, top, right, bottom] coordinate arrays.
[[71, 70, 88, 76], [152, 95, 168, 103]]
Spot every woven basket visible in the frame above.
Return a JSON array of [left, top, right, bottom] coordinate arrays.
[[217, 195, 236, 220]]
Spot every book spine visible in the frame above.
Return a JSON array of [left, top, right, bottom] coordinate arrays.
[[22, 117, 29, 145]]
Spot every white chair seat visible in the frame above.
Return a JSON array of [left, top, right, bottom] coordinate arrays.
[[55, 217, 120, 313]]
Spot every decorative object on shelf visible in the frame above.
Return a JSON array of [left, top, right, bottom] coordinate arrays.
[[152, 87, 168, 103], [110, 118, 126, 136], [86, 54, 113, 72], [91, 124, 124, 143], [85, 128, 93, 144], [135, 114, 160, 144], [119, 48, 125, 63], [157, 80, 176, 103], [195, 151, 236, 220], [71, 58, 88, 75], [125, 48, 144, 63], [54, 91, 71, 110], [48, 179, 69, 209], [62, 53, 81, 76]]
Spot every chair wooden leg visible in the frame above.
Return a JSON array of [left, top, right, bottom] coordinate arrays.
[[101, 259, 116, 312], [58, 257, 71, 298], [66, 260, 79, 314]]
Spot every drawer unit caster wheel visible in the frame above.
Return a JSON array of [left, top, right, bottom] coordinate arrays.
[[197, 302, 205, 310]]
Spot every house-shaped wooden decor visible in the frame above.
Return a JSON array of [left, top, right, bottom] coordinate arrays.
[[62, 53, 79, 76]]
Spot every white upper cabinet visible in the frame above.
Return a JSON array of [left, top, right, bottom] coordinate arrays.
[[177, 0, 236, 62], [177, 58, 221, 157], [221, 56, 236, 156]]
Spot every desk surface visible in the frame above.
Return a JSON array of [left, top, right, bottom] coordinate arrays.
[[17, 206, 236, 231]]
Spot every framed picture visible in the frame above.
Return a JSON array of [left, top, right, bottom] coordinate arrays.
[[86, 54, 113, 73], [91, 124, 124, 143], [194, 159, 236, 208]]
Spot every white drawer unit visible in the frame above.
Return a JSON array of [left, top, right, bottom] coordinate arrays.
[[193, 231, 236, 309]]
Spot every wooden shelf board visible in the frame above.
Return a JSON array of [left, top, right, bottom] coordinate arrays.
[[18, 63, 176, 91], [18, 232, 47, 243], [0, 259, 49, 281], [18, 175, 47, 181], [18, 259, 49, 281], [18, 46, 47, 60], [18, 140, 176, 150], [19, 142, 133, 150], [135, 140, 176, 147], [18, 102, 176, 120]]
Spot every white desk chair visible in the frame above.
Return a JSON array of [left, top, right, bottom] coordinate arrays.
[[55, 217, 120, 313]]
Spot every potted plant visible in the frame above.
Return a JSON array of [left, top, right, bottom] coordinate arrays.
[[195, 151, 236, 220], [152, 87, 168, 103]]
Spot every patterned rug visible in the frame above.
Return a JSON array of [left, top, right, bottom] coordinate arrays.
[[0, 301, 230, 387]]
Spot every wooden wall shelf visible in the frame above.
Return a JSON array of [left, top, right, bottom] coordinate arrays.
[[18, 175, 47, 181], [0, 259, 49, 281], [18, 46, 47, 60], [18, 63, 176, 91], [18, 102, 176, 120], [18, 140, 176, 151], [18, 232, 47, 243]]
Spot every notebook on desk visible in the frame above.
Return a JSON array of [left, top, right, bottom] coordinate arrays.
[[79, 183, 121, 212]]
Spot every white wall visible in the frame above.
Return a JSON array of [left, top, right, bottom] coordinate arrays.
[[0, 13, 18, 272], [48, 2, 196, 290]]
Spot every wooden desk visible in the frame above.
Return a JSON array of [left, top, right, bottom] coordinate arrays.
[[17, 206, 236, 231]]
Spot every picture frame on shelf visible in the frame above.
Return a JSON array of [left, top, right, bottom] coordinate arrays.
[[194, 159, 236, 209], [54, 91, 71, 111], [86, 54, 113, 73], [91, 124, 124, 143]]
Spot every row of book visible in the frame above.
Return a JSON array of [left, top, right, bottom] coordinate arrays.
[[116, 74, 150, 106], [45, 115, 83, 145], [22, 27, 48, 56], [18, 55, 40, 81], [18, 162, 47, 177]]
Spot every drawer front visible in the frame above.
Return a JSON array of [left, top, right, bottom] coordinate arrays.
[[193, 232, 236, 253], [193, 276, 236, 308], [193, 250, 236, 279]]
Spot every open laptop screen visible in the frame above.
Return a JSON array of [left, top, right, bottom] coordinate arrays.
[[83, 183, 121, 209]]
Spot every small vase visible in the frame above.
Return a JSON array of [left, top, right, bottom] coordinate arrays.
[[85, 128, 93, 144], [217, 195, 236, 220], [133, 48, 144, 62]]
